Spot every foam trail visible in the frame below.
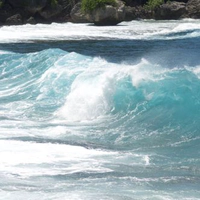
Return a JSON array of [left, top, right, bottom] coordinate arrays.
[[1, 20, 200, 43]]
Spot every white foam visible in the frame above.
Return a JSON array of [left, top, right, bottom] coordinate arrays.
[[144, 155, 150, 165], [57, 58, 116, 121], [1, 20, 200, 43], [129, 58, 170, 88], [0, 140, 116, 177], [0, 139, 150, 181], [36, 52, 89, 100], [0, 50, 12, 54], [185, 65, 200, 79], [55, 57, 175, 122]]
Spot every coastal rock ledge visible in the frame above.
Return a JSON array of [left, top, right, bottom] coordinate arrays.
[[2, 0, 200, 26], [71, 0, 126, 25], [155, 1, 187, 20]]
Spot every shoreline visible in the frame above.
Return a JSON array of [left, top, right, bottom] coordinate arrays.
[[0, 0, 200, 26]]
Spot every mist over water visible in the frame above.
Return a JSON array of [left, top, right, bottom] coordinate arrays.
[[1, 20, 200, 199]]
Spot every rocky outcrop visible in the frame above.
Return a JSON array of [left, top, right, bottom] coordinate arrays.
[[186, 0, 200, 18], [0, 0, 77, 25], [0, 4, 12, 24], [2, 0, 200, 26], [70, 2, 91, 23], [124, 6, 153, 20], [7, 0, 48, 14], [86, 0, 125, 25], [25, 16, 36, 24], [123, 0, 147, 6], [39, 4, 63, 21], [155, 1, 186, 20], [5, 13, 23, 25], [71, 0, 126, 25], [39, 0, 78, 22], [124, 6, 138, 20]]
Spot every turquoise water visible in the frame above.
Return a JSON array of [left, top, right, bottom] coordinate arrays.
[[0, 20, 200, 199]]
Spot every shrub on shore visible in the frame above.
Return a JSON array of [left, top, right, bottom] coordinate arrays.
[[144, 0, 164, 10], [81, 0, 116, 12], [0, 0, 3, 8], [51, 0, 58, 7]]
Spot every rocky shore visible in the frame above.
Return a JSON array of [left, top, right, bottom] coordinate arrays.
[[0, 0, 200, 26]]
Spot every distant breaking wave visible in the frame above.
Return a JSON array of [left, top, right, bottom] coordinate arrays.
[[1, 20, 200, 43]]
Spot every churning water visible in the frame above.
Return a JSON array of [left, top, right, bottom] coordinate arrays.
[[0, 20, 200, 200]]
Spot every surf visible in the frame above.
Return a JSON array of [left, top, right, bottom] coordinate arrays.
[[1, 20, 200, 200]]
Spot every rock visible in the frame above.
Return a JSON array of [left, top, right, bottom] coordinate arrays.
[[124, 6, 138, 20], [85, 0, 126, 25], [70, 1, 126, 25], [123, 0, 147, 7], [155, 1, 186, 20], [7, 0, 48, 14], [25, 16, 36, 24], [186, 0, 200, 18], [70, 2, 92, 23], [5, 13, 23, 25], [124, 6, 153, 21], [0, 4, 12, 24], [39, 4, 63, 21]]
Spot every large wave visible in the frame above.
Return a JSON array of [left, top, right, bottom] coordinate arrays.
[[1, 49, 200, 152]]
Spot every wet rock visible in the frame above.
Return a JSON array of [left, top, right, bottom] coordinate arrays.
[[25, 16, 36, 24], [5, 13, 23, 25], [7, 0, 48, 14], [0, 2, 15, 24], [125, 6, 153, 21], [70, 2, 92, 23], [155, 1, 186, 20], [85, 0, 126, 25], [39, 4, 63, 21], [186, 0, 200, 18]]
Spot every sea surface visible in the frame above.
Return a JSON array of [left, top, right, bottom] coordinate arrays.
[[0, 20, 200, 200]]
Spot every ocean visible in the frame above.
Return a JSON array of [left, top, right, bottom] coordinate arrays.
[[0, 20, 200, 200]]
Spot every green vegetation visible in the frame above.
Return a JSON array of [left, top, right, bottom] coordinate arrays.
[[144, 0, 164, 10], [81, 0, 116, 13], [0, 0, 3, 8], [51, 0, 58, 7]]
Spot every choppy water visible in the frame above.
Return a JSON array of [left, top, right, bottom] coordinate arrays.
[[0, 20, 200, 200]]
